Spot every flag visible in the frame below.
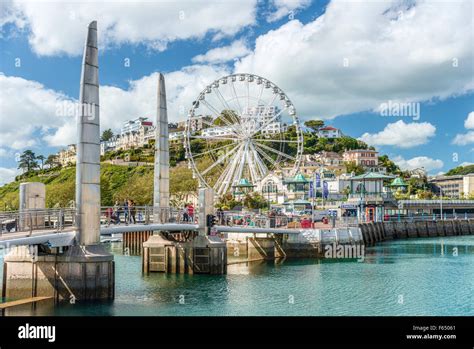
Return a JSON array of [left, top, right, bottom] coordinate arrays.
[[315, 173, 321, 188], [323, 181, 329, 199]]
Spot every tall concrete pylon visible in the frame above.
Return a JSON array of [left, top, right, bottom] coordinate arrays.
[[76, 20, 101, 245], [153, 73, 170, 223], [2, 21, 114, 304]]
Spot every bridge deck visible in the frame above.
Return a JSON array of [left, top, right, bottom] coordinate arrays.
[[0, 227, 76, 242]]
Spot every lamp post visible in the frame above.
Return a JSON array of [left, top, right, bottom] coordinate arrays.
[[439, 186, 443, 220], [267, 185, 270, 212], [319, 164, 324, 208], [312, 171, 316, 222]]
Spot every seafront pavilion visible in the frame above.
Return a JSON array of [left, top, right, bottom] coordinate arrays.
[[347, 172, 396, 222]]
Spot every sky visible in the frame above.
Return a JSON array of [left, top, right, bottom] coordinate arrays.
[[0, 0, 473, 185]]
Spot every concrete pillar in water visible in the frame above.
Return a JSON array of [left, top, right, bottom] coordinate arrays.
[[143, 186, 226, 274], [153, 73, 170, 223], [76, 20, 101, 245]]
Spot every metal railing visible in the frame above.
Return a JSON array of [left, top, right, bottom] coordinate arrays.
[[382, 213, 474, 222], [0, 208, 76, 235], [218, 211, 290, 229], [99, 206, 198, 226]]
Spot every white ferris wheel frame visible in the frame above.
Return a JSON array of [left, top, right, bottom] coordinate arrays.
[[184, 73, 304, 196]]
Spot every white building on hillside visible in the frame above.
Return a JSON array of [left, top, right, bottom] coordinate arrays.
[[201, 126, 234, 138], [317, 126, 343, 138], [242, 105, 282, 135], [121, 117, 153, 135], [58, 144, 77, 166]]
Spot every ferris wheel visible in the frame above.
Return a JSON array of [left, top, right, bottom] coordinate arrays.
[[184, 73, 303, 197]]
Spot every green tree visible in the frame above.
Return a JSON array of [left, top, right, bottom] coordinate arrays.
[[333, 137, 368, 152], [242, 192, 267, 209], [344, 161, 365, 175], [303, 132, 318, 154], [190, 138, 206, 154], [45, 154, 60, 168], [170, 142, 185, 166], [36, 155, 45, 170], [417, 190, 433, 199], [101, 129, 114, 142], [304, 120, 324, 132], [446, 164, 474, 176], [216, 193, 239, 210], [378, 155, 400, 174], [18, 150, 38, 173]]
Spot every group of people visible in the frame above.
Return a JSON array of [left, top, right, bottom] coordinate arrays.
[[105, 199, 137, 225], [180, 203, 195, 223]]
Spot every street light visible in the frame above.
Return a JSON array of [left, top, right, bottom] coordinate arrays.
[[311, 171, 316, 222], [439, 186, 443, 220]]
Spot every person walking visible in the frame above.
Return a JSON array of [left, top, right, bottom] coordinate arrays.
[[123, 199, 129, 225], [129, 199, 136, 224], [183, 204, 189, 222], [187, 203, 194, 223], [113, 200, 121, 224], [217, 207, 224, 225], [105, 206, 113, 226]]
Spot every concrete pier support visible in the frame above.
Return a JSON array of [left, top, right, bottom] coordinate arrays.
[[2, 21, 114, 303], [142, 234, 226, 274], [247, 237, 275, 261], [123, 231, 153, 255], [2, 245, 114, 306]]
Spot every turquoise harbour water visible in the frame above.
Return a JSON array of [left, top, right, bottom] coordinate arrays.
[[1, 236, 474, 316]]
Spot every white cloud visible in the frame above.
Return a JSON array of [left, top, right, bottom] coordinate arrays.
[[43, 121, 76, 147], [359, 120, 436, 148], [1, 65, 231, 155], [99, 64, 231, 134], [453, 131, 474, 146], [393, 155, 444, 173], [2, 0, 257, 56], [0, 167, 18, 186], [0, 73, 72, 150], [453, 111, 474, 145], [192, 39, 251, 64], [464, 111, 474, 129], [459, 162, 473, 167], [267, 0, 312, 22], [236, 0, 474, 119]]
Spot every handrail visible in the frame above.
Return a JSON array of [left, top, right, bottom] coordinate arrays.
[[0, 208, 76, 235]]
